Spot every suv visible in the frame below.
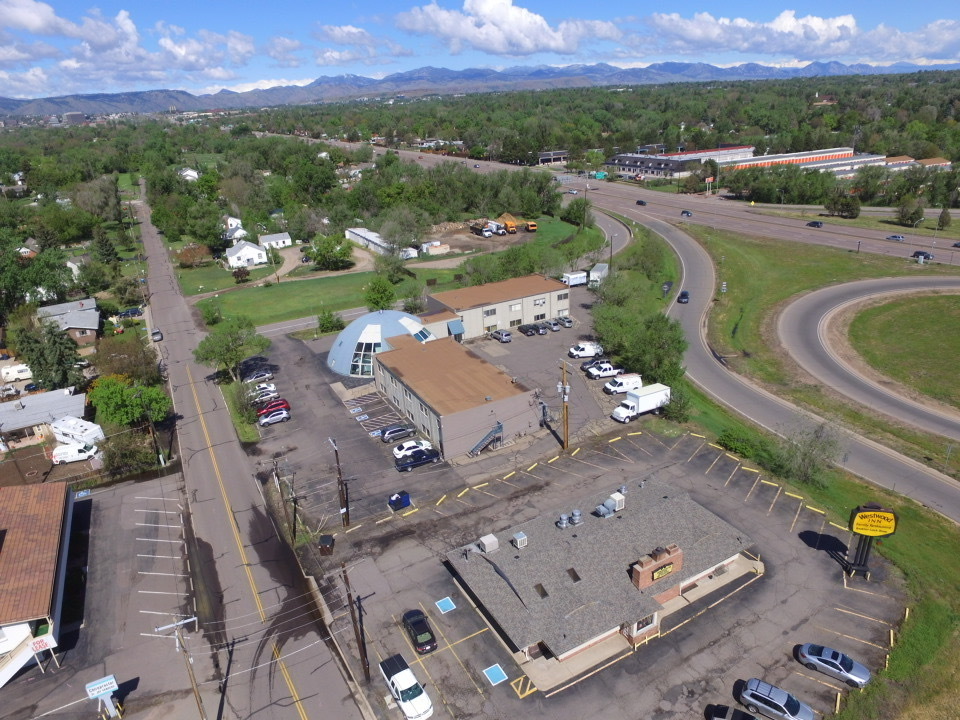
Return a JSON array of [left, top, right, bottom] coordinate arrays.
[[886, 234, 905, 241], [680, 210, 693, 217], [677, 290, 690, 304], [911, 250, 934, 261], [517, 324, 539, 336], [489, 329, 512, 343], [635, 199, 647, 206], [395, 447, 442, 472], [739, 679, 814, 720], [381, 423, 417, 443], [806, 221, 824, 228], [556, 316, 574, 328]]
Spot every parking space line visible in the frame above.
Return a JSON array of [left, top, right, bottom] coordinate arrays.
[[134, 496, 178, 501], [686, 441, 707, 462], [138, 571, 188, 577], [419, 604, 485, 700], [833, 607, 894, 626], [791, 670, 843, 691], [138, 590, 182, 595], [135, 522, 182, 529], [704, 452, 723, 474], [135, 508, 180, 514], [139, 610, 191, 616], [624, 436, 653, 456], [788, 498, 805, 531], [137, 554, 180, 559], [815, 626, 888, 649], [724, 464, 742, 483], [511, 675, 538, 698], [841, 576, 897, 599]]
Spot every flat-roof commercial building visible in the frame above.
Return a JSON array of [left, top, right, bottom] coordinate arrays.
[[374, 336, 538, 457], [430, 275, 570, 340], [447, 489, 755, 676]]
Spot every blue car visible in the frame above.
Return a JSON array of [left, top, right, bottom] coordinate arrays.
[[395, 448, 442, 472]]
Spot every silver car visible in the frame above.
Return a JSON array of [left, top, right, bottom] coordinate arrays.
[[739, 679, 814, 720], [797, 644, 871, 688], [259, 409, 291, 426]]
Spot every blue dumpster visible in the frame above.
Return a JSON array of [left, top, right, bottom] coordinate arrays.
[[388, 491, 411, 512]]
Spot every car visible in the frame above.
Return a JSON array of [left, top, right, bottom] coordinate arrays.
[[243, 370, 274, 384], [257, 399, 290, 416], [117, 307, 143, 319], [544, 319, 561, 332], [250, 391, 280, 405], [381, 423, 417, 443], [393, 439, 434, 459], [680, 210, 693, 217], [517, 324, 539, 337], [568, 189, 579, 194], [473, 164, 480, 168], [806, 221, 824, 228], [0, 385, 19, 398], [417, 155, 423, 159], [707, 705, 759, 720], [677, 290, 690, 304], [258, 409, 291, 427], [556, 316, 574, 328], [534, 322, 550, 334], [796, 643, 871, 688], [395, 447, 442, 471], [635, 199, 647, 206], [489, 329, 512, 343], [247, 382, 276, 395], [953, 241, 960, 248], [580, 357, 610, 372], [886, 234, 906, 242], [301, 255, 311, 263], [587, 362, 624, 380], [52, 442, 99, 465], [402, 610, 438, 654], [911, 250, 934, 260], [22, 382, 40, 393], [150, 329, 163, 342], [738, 679, 814, 720]]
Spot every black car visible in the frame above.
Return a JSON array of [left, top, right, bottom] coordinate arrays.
[[953, 241, 960, 248], [117, 307, 143, 319], [381, 423, 417, 443], [395, 447, 442, 471], [911, 250, 934, 260], [677, 290, 690, 304], [707, 705, 759, 720], [635, 199, 647, 206], [806, 221, 824, 228], [680, 210, 693, 217], [517, 324, 539, 336], [580, 357, 610, 372], [402, 610, 438, 654]]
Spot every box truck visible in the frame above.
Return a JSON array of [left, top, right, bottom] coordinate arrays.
[[561, 271, 588, 286], [611, 384, 671, 422]]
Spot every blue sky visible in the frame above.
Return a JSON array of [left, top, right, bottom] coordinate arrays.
[[2, 0, 959, 99]]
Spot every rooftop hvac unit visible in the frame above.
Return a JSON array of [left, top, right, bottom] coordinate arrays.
[[595, 503, 613, 519], [556, 513, 569, 529], [609, 491, 626, 511], [570, 509, 583, 525], [477, 534, 499, 553], [512, 532, 528, 549]]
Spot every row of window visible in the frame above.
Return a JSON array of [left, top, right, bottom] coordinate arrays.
[[481, 292, 568, 318]]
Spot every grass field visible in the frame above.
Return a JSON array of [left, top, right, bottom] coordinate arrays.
[[179, 262, 278, 295], [849, 295, 960, 407]]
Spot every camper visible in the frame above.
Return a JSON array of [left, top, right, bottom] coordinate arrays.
[[50, 415, 105, 446], [561, 271, 588, 287], [1, 364, 32, 382], [51, 442, 99, 465]]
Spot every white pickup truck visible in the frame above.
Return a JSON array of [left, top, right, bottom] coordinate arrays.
[[380, 654, 434, 719], [587, 362, 624, 380]]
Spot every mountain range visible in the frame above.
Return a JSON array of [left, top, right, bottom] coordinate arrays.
[[3, 60, 959, 117]]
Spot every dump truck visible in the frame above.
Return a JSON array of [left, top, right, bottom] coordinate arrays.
[[524, 221, 538, 232], [498, 213, 519, 233], [611, 384, 671, 423], [470, 221, 493, 238]]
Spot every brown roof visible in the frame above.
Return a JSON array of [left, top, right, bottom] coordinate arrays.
[[917, 157, 951, 167], [377, 336, 528, 415], [431, 275, 567, 312], [885, 155, 914, 164], [0, 483, 69, 625], [419, 309, 459, 324]]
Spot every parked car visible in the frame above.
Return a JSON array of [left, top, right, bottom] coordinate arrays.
[[258, 409, 291, 427], [117, 307, 143, 319], [680, 210, 693, 217], [381, 423, 417, 443], [473, 164, 480, 168], [395, 448, 442, 471], [248, 383, 276, 395], [953, 241, 960, 248], [243, 370, 274, 384], [806, 221, 823, 228], [568, 189, 579, 195], [150, 329, 163, 342], [886, 234, 905, 242], [250, 391, 280, 405], [738, 679, 814, 720], [677, 290, 690, 304], [393, 439, 434, 459], [796, 643, 871, 688], [257, 399, 290, 416], [556, 316, 574, 328], [580, 357, 610, 372], [544, 319, 561, 332], [402, 610, 438, 654], [587, 362, 624, 380], [534, 322, 551, 334], [489, 329, 512, 343], [517, 324, 540, 336], [707, 705, 759, 720], [635, 199, 647, 206], [0, 384, 18, 398], [911, 250, 934, 260], [52, 442, 99, 465], [23, 382, 41, 393]]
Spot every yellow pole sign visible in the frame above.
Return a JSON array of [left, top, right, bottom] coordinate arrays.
[[849, 504, 898, 537]]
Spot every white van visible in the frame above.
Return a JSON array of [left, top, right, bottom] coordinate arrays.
[[1, 364, 32, 382], [568, 342, 603, 359], [51, 442, 99, 465]]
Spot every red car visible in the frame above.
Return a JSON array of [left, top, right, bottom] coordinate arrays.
[[257, 399, 290, 416]]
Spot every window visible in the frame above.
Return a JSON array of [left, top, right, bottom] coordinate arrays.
[[557, 309, 569, 317], [533, 297, 546, 307], [420, 403, 427, 415], [404, 389, 412, 400], [534, 313, 546, 321], [484, 324, 498, 333], [509, 303, 521, 312], [77, 329, 89, 336], [412, 328, 433, 342], [483, 308, 497, 317], [557, 292, 568, 301], [509, 319, 523, 327]]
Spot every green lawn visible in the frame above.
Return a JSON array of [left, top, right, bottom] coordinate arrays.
[[849, 295, 960, 407], [178, 262, 279, 295]]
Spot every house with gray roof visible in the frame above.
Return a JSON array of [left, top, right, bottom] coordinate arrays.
[[259, 231, 292, 250], [225, 240, 267, 269], [36, 298, 100, 347], [0, 387, 86, 440]]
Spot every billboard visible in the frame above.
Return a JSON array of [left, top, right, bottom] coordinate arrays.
[[849, 504, 898, 537]]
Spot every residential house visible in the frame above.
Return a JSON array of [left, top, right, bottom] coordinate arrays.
[[225, 240, 267, 268], [36, 298, 100, 347], [259, 232, 293, 250]]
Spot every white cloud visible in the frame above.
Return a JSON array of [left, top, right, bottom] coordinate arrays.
[[315, 25, 377, 46], [266, 36, 303, 67], [312, 22, 412, 66], [395, 0, 621, 55], [1, 0, 117, 45], [0, 65, 49, 97]]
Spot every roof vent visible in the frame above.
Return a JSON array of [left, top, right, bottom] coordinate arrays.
[[512, 532, 527, 549], [556, 513, 569, 529], [570, 509, 583, 525], [477, 534, 499, 553]]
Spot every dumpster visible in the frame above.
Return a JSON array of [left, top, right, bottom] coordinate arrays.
[[318, 534, 335, 556], [388, 491, 411, 512]]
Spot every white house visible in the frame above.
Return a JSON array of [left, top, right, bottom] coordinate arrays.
[[179, 168, 199, 182], [224, 216, 243, 230], [225, 240, 267, 268], [259, 232, 293, 250]]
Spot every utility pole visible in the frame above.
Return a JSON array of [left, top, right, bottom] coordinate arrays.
[[329, 438, 349, 527], [156, 618, 207, 720], [341, 562, 370, 682], [557, 364, 570, 450]]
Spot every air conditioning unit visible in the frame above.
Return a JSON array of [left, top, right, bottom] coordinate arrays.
[[595, 504, 612, 519], [512, 532, 528, 549], [609, 491, 625, 511], [477, 534, 499, 553]]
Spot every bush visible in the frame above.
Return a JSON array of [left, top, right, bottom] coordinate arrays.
[[718, 426, 762, 457], [227, 383, 258, 425], [661, 384, 691, 423], [317, 309, 345, 334], [201, 302, 223, 326]]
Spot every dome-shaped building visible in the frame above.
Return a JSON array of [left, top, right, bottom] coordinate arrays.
[[327, 310, 436, 377]]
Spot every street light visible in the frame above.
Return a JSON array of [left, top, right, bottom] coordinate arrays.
[[913, 217, 926, 228]]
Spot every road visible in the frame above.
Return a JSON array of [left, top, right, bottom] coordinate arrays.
[[133, 182, 368, 720]]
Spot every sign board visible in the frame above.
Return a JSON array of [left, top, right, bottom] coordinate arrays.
[[85, 675, 119, 699], [705, 176, 715, 183], [849, 504, 898, 537], [652, 563, 674, 580], [30, 635, 58, 652]]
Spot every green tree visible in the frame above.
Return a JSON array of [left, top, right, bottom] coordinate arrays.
[[10, 321, 83, 389], [92, 226, 120, 264], [0, 235, 72, 322], [937, 207, 951, 231], [100, 434, 157, 477], [316, 308, 345, 334], [897, 194, 925, 227], [307, 235, 353, 271], [89, 375, 172, 426], [364, 274, 396, 311], [192, 315, 270, 381], [775, 422, 841, 488], [560, 197, 593, 231]]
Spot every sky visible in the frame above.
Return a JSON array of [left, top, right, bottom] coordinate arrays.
[[2, 0, 960, 99]]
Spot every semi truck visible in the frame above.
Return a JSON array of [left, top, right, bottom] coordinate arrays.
[[379, 654, 434, 719], [561, 271, 588, 286], [611, 384, 671, 422], [603, 373, 643, 395]]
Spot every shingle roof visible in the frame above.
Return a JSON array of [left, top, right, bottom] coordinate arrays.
[[0, 389, 86, 433], [0, 483, 69, 625], [431, 275, 567, 312], [376, 336, 528, 416], [446, 490, 752, 657], [37, 298, 97, 318]]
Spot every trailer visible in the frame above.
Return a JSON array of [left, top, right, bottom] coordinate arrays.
[[611, 384, 671, 422], [50, 415, 106, 445], [589, 263, 609, 288]]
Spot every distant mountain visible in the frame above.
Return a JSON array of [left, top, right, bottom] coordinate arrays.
[[3, 60, 960, 117]]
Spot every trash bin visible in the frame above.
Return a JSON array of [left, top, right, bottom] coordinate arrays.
[[388, 491, 411, 512], [318, 534, 335, 556]]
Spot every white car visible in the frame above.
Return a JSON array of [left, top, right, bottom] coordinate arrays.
[[243, 370, 273, 384], [568, 189, 579, 194], [393, 440, 434, 459], [247, 383, 276, 395], [250, 391, 280, 405], [258, 409, 291, 426]]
